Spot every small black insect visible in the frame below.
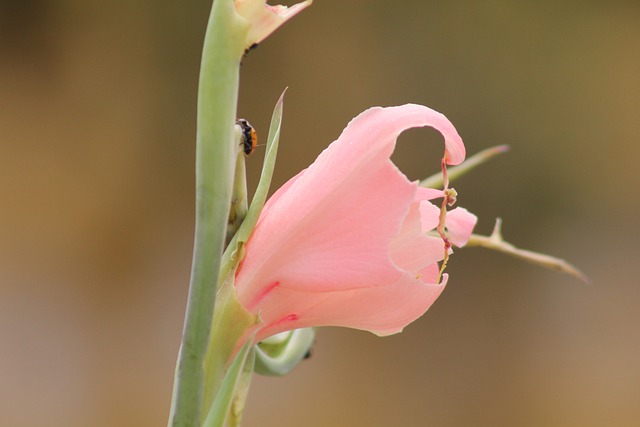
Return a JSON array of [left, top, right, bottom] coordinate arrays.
[[236, 119, 257, 156]]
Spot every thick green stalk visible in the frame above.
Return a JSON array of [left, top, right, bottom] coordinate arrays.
[[169, 1, 248, 426]]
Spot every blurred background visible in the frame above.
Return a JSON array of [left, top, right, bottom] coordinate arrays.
[[1, 0, 639, 426]]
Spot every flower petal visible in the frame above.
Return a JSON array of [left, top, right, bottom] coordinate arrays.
[[237, 157, 413, 311], [390, 195, 445, 272], [446, 207, 478, 247], [235, 104, 466, 337], [251, 273, 449, 342], [234, 0, 312, 46]]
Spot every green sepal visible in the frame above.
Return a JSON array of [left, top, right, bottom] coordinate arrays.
[[254, 328, 315, 376], [227, 347, 256, 427], [202, 277, 259, 417], [219, 89, 287, 285], [202, 338, 256, 427]]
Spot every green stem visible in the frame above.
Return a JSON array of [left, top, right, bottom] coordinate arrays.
[[169, 1, 248, 426], [420, 145, 510, 188], [226, 129, 249, 246]]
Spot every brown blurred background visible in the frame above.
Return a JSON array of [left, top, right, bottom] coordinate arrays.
[[1, 0, 639, 426]]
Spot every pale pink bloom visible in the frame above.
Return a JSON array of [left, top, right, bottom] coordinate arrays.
[[234, 0, 312, 47], [235, 104, 477, 342]]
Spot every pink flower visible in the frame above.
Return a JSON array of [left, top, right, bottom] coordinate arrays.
[[235, 104, 477, 342], [234, 0, 312, 47]]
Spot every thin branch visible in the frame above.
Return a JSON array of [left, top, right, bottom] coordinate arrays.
[[465, 218, 590, 283]]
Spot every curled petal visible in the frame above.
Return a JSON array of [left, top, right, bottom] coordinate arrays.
[[235, 0, 312, 47]]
